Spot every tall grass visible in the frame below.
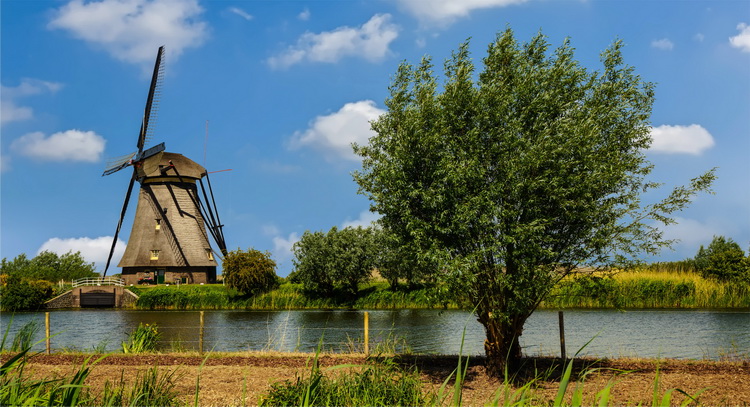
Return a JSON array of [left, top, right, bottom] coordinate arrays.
[[121, 323, 161, 353], [544, 270, 750, 308]]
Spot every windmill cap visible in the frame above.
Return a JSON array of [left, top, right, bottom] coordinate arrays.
[[140, 152, 207, 179]]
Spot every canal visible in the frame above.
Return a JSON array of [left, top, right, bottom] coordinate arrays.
[[1, 309, 748, 359]]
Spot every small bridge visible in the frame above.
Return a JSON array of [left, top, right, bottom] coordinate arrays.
[[45, 277, 139, 309]]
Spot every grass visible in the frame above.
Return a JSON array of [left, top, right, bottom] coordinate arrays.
[[544, 269, 750, 308], [121, 323, 161, 353]]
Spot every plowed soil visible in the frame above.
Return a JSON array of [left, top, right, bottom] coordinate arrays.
[[8, 353, 750, 406]]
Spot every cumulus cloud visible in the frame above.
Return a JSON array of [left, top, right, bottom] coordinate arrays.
[[1, 79, 62, 126], [48, 0, 207, 66], [290, 100, 385, 161], [651, 38, 674, 51], [267, 14, 399, 69], [657, 217, 730, 259], [649, 124, 715, 155], [729, 22, 750, 52], [395, 0, 527, 25], [11, 129, 106, 162], [228, 6, 252, 21], [39, 236, 126, 270], [342, 211, 381, 228]]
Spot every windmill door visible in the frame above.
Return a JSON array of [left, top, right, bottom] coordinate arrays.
[[157, 269, 165, 284]]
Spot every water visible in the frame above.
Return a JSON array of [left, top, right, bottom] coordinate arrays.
[[1, 309, 748, 359]]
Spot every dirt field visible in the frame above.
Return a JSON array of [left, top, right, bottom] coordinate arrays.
[[10, 352, 750, 406]]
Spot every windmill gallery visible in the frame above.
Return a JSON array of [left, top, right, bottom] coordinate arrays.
[[102, 46, 228, 287]]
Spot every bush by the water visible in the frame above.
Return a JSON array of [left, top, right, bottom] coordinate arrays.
[[223, 248, 279, 296], [0, 275, 54, 311], [693, 236, 750, 282]]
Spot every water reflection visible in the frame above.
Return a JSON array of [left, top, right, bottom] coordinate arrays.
[[1, 309, 747, 359]]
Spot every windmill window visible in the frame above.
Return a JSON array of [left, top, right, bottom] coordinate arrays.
[[150, 250, 160, 260], [206, 249, 214, 261], [155, 219, 161, 230]]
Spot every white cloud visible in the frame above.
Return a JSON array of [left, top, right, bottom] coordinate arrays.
[[649, 124, 715, 155], [657, 217, 729, 258], [273, 232, 299, 260], [1, 79, 63, 126], [0, 155, 11, 173], [228, 6, 252, 21], [729, 22, 750, 52], [694, 33, 705, 42], [267, 14, 399, 69], [38, 236, 126, 271], [651, 38, 674, 51], [395, 0, 527, 25], [342, 211, 381, 228], [290, 100, 385, 161], [298, 8, 310, 21], [11, 129, 106, 162], [48, 0, 207, 66]]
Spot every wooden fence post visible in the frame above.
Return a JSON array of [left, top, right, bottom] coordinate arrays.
[[199, 311, 205, 355], [46, 312, 51, 355], [364, 311, 369, 356], [558, 311, 566, 361]]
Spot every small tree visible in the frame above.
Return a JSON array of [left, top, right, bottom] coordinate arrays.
[[694, 236, 749, 282], [330, 226, 378, 295], [292, 230, 336, 295], [292, 226, 379, 296], [223, 248, 279, 296]]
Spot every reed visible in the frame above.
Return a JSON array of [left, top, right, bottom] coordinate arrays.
[[543, 269, 750, 308], [121, 323, 161, 353]]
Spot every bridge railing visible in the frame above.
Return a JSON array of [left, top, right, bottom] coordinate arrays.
[[72, 277, 125, 288]]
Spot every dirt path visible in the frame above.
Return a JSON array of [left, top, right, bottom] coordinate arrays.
[[10, 353, 750, 406]]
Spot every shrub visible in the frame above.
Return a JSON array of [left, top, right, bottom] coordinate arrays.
[[0, 275, 54, 311], [223, 248, 279, 296]]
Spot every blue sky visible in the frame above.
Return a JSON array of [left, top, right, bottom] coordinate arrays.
[[2, 0, 748, 277]]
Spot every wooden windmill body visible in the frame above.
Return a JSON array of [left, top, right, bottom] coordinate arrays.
[[103, 47, 226, 285]]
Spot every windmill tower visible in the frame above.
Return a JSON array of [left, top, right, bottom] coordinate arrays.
[[102, 46, 227, 285]]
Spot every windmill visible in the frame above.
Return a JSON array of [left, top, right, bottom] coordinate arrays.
[[102, 46, 227, 285]]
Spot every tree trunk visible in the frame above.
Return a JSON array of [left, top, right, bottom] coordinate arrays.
[[478, 310, 524, 376]]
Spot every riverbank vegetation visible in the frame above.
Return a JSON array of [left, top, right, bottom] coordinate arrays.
[[128, 265, 750, 310]]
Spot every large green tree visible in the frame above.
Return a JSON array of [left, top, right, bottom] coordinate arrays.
[[354, 29, 715, 374]]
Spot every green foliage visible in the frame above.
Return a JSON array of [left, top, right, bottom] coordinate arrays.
[[121, 323, 161, 353], [693, 236, 749, 282], [223, 248, 279, 296], [0, 251, 97, 282], [292, 226, 379, 296], [0, 274, 54, 311], [260, 358, 426, 406], [353, 28, 715, 373], [377, 231, 438, 289]]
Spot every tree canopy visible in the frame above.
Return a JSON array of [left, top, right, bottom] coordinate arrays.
[[291, 226, 379, 296], [0, 251, 97, 282], [354, 28, 715, 374]]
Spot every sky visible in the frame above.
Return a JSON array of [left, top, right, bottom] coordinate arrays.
[[1, 0, 749, 277]]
